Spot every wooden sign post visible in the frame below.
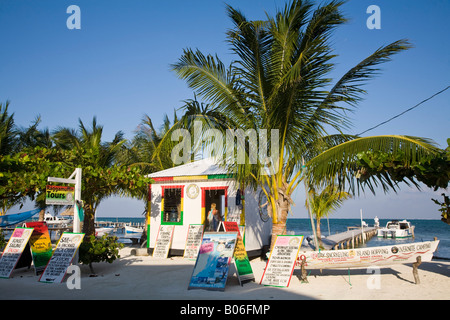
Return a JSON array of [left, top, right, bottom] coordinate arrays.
[[39, 232, 84, 283], [0, 227, 34, 279]]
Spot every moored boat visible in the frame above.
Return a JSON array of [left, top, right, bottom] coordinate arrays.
[[377, 219, 415, 238], [124, 224, 144, 234]]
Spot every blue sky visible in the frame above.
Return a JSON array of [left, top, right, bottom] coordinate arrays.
[[1, 0, 449, 219]]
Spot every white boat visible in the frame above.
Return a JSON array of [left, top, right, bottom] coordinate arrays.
[[44, 213, 70, 227], [377, 219, 415, 238], [296, 239, 439, 270], [95, 226, 114, 237], [124, 225, 144, 234]]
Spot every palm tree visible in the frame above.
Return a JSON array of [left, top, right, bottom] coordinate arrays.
[[166, 0, 440, 248], [52, 117, 127, 236], [306, 184, 351, 247], [0, 101, 16, 156]]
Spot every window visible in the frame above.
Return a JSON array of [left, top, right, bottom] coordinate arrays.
[[161, 186, 184, 225]]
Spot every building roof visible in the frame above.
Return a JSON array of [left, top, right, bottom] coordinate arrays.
[[148, 158, 229, 179]]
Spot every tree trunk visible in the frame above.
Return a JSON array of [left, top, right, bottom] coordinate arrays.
[[316, 217, 323, 248], [38, 209, 45, 221], [82, 204, 96, 239], [270, 189, 291, 250]]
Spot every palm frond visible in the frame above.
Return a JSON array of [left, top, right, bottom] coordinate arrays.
[[306, 135, 440, 194]]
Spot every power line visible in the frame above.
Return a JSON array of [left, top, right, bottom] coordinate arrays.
[[357, 85, 450, 136]]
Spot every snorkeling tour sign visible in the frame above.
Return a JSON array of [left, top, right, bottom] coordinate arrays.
[[45, 185, 75, 206]]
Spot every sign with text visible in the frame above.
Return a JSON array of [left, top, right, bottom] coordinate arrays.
[[218, 221, 254, 285], [260, 235, 303, 287], [188, 232, 238, 291], [0, 227, 34, 278], [39, 232, 84, 283], [45, 185, 75, 205], [25, 221, 53, 275], [183, 224, 204, 260], [153, 225, 175, 258]]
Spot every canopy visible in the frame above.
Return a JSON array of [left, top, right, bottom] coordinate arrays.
[[0, 208, 41, 227]]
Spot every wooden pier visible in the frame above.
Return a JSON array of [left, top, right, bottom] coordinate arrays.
[[320, 227, 378, 250]]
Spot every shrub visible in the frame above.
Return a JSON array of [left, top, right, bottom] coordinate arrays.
[[78, 234, 124, 274]]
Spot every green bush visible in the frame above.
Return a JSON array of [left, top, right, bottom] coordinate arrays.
[[78, 234, 124, 274]]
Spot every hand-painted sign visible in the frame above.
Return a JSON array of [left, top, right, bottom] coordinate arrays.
[[218, 221, 254, 285], [0, 227, 34, 278], [25, 221, 53, 275], [45, 185, 75, 205], [39, 232, 84, 283], [188, 232, 238, 291], [183, 224, 204, 260], [260, 235, 303, 287], [153, 225, 175, 258]]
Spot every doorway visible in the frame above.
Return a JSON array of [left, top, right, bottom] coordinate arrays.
[[202, 187, 228, 231]]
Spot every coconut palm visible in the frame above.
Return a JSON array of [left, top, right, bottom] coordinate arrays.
[[306, 184, 351, 247], [52, 117, 127, 236], [0, 101, 16, 156], [167, 0, 440, 248]]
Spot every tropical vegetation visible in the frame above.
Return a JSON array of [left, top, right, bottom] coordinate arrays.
[[160, 0, 446, 247]]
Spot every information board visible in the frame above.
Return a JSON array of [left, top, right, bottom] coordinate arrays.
[[39, 232, 84, 283], [25, 221, 53, 275], [0, 227, 34, 279], [218, 221, 254, 285], [260, 235, 303, 287], [188, 232, 238, 291], [183, 224, 204, 260], [153, 225, 175, 258], [45, 185, 75, 205]]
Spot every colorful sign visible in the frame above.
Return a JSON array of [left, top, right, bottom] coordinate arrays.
[[39, 232, 84, 283], [260, 235, 303, 287], [45, 185, 75, 205], [296, 240, 440, 270], [188, 232, 238, 291], [25, 221, 53, 275], [218, 221, 254, 285], [183, 224, 204, 260], [0, 227, 34, 278], [153, 225, 175, 258]]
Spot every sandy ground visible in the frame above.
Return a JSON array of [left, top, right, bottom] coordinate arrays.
[[0, 247, 449, 301]]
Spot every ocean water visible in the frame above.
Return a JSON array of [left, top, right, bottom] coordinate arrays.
[[286, 218, 450, 260]]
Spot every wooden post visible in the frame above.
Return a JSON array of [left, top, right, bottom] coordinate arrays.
[[299, 259, 308, 283], [412, 256, 422, 284]]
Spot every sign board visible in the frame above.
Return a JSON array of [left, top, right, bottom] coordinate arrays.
[[45, 185, 75, 205], [183, 224, 204, 260], [0, 227, 34, 278], [153, 225, 175, 258], [218, 221, 254, 285], [25, 221, 53, 275], [260, 235, 303, 287], [296, 240, 440, 269], [39, 232, 84, 283], [188, 232, 238, 291]]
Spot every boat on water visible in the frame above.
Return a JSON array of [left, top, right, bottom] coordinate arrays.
[[377, 219, 415, 238], [124, 224, 144, 234], [296, 239, 440, 270], [43, 213, 71, 228]]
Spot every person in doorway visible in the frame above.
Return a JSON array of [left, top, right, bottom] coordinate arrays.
[[207, 203, 223, 231]]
